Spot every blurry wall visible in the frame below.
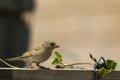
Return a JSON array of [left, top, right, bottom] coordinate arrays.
[[29, 0, 120, 67]]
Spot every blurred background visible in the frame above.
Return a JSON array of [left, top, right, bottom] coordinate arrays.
[[1, 0, 120, 68], [30, 0, 120, 67]]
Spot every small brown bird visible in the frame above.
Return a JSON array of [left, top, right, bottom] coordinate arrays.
[[5, 41, 59, 69]]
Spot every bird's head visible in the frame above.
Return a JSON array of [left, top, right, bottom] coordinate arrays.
[[42, 41, 59, 50]]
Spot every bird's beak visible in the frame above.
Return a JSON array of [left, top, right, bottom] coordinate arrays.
[[55, 45, 59, 48]]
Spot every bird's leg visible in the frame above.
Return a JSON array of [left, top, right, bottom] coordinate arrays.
[[30, 63, 50, 70], [30, 63, 40, 70], [37, 63, 51, 70]]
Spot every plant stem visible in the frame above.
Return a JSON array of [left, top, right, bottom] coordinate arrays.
[[65, 62, 93, 67], [0, 58, 18, 68]]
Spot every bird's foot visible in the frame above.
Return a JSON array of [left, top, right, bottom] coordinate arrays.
[[30, 63, 40, 70], [30, 63, 50, 70], [39, 65, 51, 70]]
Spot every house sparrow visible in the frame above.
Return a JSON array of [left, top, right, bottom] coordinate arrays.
[[5, 41, 59, 69]]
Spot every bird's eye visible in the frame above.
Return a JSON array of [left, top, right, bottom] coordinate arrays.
[[50, 43, 55, 46]]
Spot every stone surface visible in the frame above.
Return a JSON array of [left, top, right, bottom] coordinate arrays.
[[0, 68, 119, 80]]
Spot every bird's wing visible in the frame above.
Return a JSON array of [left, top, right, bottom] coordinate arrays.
[[22, 47, 43, 57]]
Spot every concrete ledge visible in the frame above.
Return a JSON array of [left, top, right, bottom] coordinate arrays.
[[0, 68, 120, 80]]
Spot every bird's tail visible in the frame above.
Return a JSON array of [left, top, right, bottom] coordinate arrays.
[[5, 57, 22, 61]]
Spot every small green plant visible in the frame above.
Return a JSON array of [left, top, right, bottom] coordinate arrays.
[[52, 52, 65, 68], [52, 52, 92, 68], [89, 53, 117, 80], [0, 58, 18, 68]]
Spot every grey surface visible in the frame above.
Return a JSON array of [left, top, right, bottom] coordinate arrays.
[[0, 69, 120, 80]]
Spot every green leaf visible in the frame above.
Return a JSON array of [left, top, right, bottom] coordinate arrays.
[[52, 52, 63, 65], [55, 52, 62, 59], [89, 53, 117, 80], [93, 57, 97, 63], [105, 59, 117, 69], [89, 53, 97, 63], [52, 58, 60, 65], [89, 52, 93, 59], [98, 67, 113, 80], [97, 59, 117, 80], [52, 52, 65, 67]]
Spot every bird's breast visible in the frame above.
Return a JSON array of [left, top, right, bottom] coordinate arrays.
[[27, 52, 52, 63]]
